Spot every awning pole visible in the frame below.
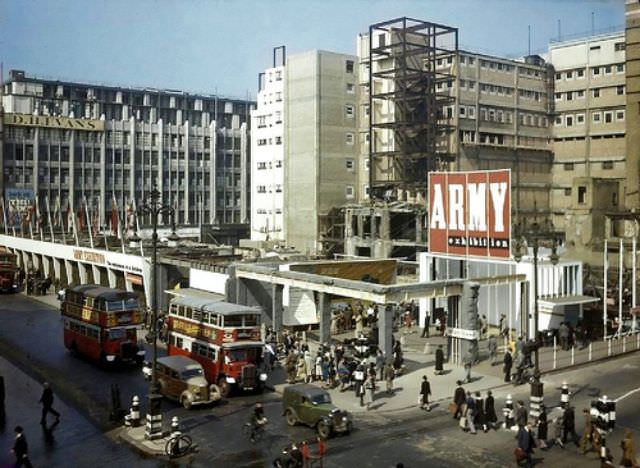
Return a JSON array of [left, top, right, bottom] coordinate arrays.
[[604, 239, 608, 341], [633, 229, 637, 334], [619, 238, 623, 337]]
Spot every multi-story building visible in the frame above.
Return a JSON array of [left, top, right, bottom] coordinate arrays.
[[1, 70, 254, 230], [548, 33, 627, 263], [627, 0, 640, 210], [251, 49, 359, 255]]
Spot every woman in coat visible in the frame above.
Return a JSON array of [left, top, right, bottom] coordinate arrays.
[[620, 429, 637, 468], [434, 345, 445, 375], [420, 375, 432, 411], [537, 405, 548, 449], [473, 391, 486, 432], [484, 390, 498, 430]]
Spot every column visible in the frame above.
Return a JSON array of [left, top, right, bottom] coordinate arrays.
[[64, 260, 74, 286], [107, 268, 117, 288], [272, 284, 283, 333], [78, 263, 88, 284], [379, 304, 394, 361], [92, 265, 101, 285], [318, 292, 331, 344]]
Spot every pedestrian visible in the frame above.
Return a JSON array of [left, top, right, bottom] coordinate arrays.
[[285, 352, 297, 383], [579, 408, 595, 454], [11, 426, 33, 468], [488, 335, 498, 365], [434, 344, 445, 375], [39, 382, 60, 425], [562, 404, 579, 446], [537, 404, 548, 449], [354, 311, 364, 338], [404, 310, 412, 332], [462, 349, 473, 383], [383, 361, 395, 395], [421, 312, 430, 338], [375, 349, 385, 381], [479, 315, 487, 340], [365, 372, 376, 410], [515, 400, 528, 428], [440, 314, 447, 336], [453, 380, 466, 420], [485, 390, 498, 430], [503, 349, 513, 382], [559, 322, 569, 351], [420, 375, 431, 411], [464, 391, 477, 434], [620, 428, 637, 467], [516, 423, 536, 467], [354, 364, 365, 407], [515, 336, 524, 361], [474, 391, 486, 432], [295, 354, 307, 383], [304, 350, 314, 383]]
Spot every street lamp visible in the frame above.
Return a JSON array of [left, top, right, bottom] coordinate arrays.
[[138, 187, 174, 440]]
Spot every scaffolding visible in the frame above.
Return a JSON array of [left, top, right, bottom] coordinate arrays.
[[368, 17, 458, 201]]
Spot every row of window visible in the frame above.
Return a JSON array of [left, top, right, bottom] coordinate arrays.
[[256, 160, 283, 170], [256, 208, 282, 215], [256, 112, 282, 127], [555, 109, 625, 127], [555, 85, 625, 101], [563, 161, 616, 171], [256, 185, 282, 193], [256, 136, 282, 146], [555, 62, 625, 81], [170, 303, 259, 328]]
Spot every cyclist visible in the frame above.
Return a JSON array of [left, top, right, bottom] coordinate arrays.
[[250, 403, 268, 442]]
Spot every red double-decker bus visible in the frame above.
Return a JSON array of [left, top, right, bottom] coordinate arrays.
[[0, 250, 19, 293], [61, 284, 146, 365], [166, 289, 266, 396]]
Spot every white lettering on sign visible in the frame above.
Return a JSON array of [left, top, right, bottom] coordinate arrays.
[[430, 181, 507, 233]]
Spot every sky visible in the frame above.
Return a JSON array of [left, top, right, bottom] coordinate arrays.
[[0, 0, 625, 100]]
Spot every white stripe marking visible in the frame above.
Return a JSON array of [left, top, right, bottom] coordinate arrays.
[[615, 387, 640, 403]]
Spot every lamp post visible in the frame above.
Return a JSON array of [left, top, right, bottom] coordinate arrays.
[[513, 209, 559, 421], [138, 188, 174, 440]]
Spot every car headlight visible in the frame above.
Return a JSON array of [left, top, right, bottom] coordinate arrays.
[[259, 373, 268, 382], [226, 376, 236, 384], [342, 416, 348, 422], [106, 355, 116, 362]]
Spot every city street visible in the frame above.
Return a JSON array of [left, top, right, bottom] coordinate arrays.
[[0, 293, 638, 467]]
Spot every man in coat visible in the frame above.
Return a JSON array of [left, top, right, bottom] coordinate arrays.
[[12, 426, 33, 468], [434, 345, 445, 375], [515, 400, 528, 428], [562, 404, 579, 446], [516, 423, 536, 467], [462, 349, 473, 383], [453, 380, 466, 420], [383, 361, 395, 395], [579, 407, 595, 454], [503, 349, 513, 382], [39, 382, 60, 425], [488, 335, 498, 365], [421, 312, 430, 338], [420, 375, 432, 411]]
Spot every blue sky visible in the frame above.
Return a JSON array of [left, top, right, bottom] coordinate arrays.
[[0, 0, 624, 99]]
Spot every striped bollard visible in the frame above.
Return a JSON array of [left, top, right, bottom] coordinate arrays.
[[503, 394, 514, 429], [529, 380, 543, 421], [145, 395, 163, 440], [607, 398, 616, 431], [560, 382, 569, 407]]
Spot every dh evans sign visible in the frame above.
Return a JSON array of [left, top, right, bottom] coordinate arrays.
[[428, 170, 511, 259]]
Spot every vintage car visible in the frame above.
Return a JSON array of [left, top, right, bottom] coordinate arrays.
[[143, 355, 222, 409], [282, 384, 353, 438]]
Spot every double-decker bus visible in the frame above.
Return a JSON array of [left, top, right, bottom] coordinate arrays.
[[0, 250, 19, 293], [61, 284, 146, 365], [167, 289, 266, 397]]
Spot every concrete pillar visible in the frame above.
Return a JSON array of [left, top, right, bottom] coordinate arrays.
[[42, 256, 51, 278], [64, 260, 74, 286], [107, 268, 117, 288], [380, 304, 394, 361], [31, 253, 39, 272], [157, 265, 169, 312], [78, 263, 88, 284], [318, 292, 331, 345], [21, 251, 30, 271], [92, 265, 101, 285], [272, 284, 283, 333], [52, 258, 61, 282], [357, 213, 364, 238]]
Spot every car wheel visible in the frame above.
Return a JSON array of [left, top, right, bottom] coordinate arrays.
[[285, 409, 297, 426], [217, 377, 231, 398], [317, 420, 331, 439]]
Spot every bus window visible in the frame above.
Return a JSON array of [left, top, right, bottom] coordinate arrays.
[[223, 316, 243, 328], [243, 315, 258, 326], [201, 312, 209, 323], [185, 308, 192, 320], [108, 328, 126, 340]]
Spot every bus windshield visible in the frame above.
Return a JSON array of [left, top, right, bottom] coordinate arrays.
[[181, 367, 204, 379], [108, 328, 126, 340], [106, 297, 139, 312], [225, 349, 247, 362]]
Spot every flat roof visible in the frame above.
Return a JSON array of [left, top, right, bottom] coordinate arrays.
[[168, 288, 260, 316], [538, 295, 600, 307], [69, 284, 137, 302]]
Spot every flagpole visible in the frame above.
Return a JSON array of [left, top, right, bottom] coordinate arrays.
[[83, 196, 94, 249], [114, 195, 125, 254], [0, 197, 7, 235], [35, 197, 44, 241], [59, 197, 67, 245], [71, 200, 79, 246], [45, 195, 54, 242], [28, 202, 34, 240]]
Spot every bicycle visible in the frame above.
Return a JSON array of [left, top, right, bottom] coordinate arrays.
[[165, 433, 193, 458], [242, 422, 265, 442]]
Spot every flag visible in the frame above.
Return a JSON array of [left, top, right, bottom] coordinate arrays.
[[91, 199, 99, 237], [35, 197, 43, 234], [53, 196, 60, 228], [78, 201, 85, 231], [66, 201, 73, 233]]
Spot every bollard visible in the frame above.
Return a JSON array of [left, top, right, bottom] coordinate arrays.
[[623, 335, 626, 353], [529, 380, 543, 421], [571, 346, 575, 365], [110, 383, 124, 422], [607, 399, 616, 431], [503, 394, 514, 429], [171, 416, 181, 436], [560, 382, 569, 407], [130, 395, 141, 427], [588, 342, 592, 361], [553, 336, 557, 369], [608, 339, 612, 356]]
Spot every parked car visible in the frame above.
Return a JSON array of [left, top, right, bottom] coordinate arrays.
[[143, 355, 222, 409], [282, 384, 352, 438]]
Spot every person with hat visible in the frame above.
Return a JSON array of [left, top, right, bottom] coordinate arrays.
[[39, 382, 60, 426], [11, 426, 33, 468]]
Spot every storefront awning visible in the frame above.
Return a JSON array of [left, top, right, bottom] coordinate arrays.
[[538, 295, 600, 308]]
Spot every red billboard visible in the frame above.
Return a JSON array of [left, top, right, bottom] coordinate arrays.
[[428, 170, 511, 259]]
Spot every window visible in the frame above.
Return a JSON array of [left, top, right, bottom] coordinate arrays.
[[345, 132, 354, 145], [615, 42, 626, 51], [602, 161, 614, 170], [345, 60, 354, 73], [275, 111, 282, 124], [592, 112, 601, 123], [467, 106, 475, 119], [275, 136, 282, 145], [459, 106, 466, 117], [346, 83, 355, 93], [590, 45, 601, 51], [578, 186, 587, 204], [604, 65, 612, 75], [555, 92, 562, 101], [275, 70, 282, 81], [555, 73, 562, 80], [576, 114, 585, 124], [616, 110, 625, 121], [345, 159, 354, 170], [592, 67, 600, 76], [564, 188, 572, 196], [566, 71, 573, 79], [555, 116, 563, 126], [566, 116, 573, 127], [604, 111, 613, 123], [345, 105, 355, 118], [564, 163, 574, 171], [576, 90, 585, 99], [345, 185, 354, 199], [592, 88, 600, 98], [616, 64, 625, 73], [566, 91, 573, 101], [617, 86, 625, 96], [577, 69, 585, 78]]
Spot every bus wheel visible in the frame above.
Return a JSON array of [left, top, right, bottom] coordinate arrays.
[[217, 377, 231, 398]]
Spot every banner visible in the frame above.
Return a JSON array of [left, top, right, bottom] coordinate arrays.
[[428, 170, 511, 259]]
